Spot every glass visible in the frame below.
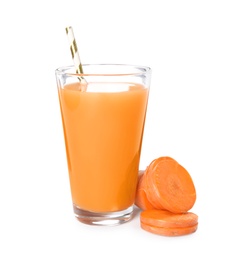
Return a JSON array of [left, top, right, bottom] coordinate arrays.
[[55, 64, 151, 226]]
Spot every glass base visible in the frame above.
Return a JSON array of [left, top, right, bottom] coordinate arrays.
[[73, 205, 134, 226]]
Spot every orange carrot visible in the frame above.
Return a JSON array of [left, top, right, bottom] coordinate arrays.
[[140, 222, 198, 236], [144, 156, 196, 213], [135, 156, 198, 236], [140, 209, 198, 236]]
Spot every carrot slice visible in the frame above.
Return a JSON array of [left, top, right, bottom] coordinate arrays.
[[135, 173, 154, 210], [140, 209, 198, 236], [140, 209, 198, 228], [140, 222, 198, 236], [145, 157, 196, 213]]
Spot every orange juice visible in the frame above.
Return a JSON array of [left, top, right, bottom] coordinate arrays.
[[58, 82, 149, 212]]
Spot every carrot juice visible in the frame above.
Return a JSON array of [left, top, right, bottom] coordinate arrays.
[[56, 64, 151, 225], [58, 82, 149, 212]]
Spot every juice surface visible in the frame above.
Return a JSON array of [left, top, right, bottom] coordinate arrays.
[[59, 82, 148, 212]]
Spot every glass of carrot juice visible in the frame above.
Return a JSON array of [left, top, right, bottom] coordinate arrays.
[[55, 64, 151, 226]]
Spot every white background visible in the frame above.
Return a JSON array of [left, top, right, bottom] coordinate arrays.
[[0, 0, 248, 259]]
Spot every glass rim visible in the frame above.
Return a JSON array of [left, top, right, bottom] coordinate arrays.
[[55, 64, 152, 77]]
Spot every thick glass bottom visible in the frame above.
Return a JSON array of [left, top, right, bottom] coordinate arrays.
[[73, 204, 134, 226]]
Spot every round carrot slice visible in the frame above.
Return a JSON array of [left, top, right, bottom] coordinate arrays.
[[140, 222, 198, 236], [140, 209, 198, 236], [140, 209, 198, 228], [147, 157, 196, 213]]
